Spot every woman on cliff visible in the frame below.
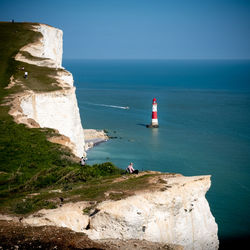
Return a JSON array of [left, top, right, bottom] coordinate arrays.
[[126, 162, 139, 174]]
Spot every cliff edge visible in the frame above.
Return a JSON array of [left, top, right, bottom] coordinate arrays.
[[0, 23, 218, 250], [17, 174, 218, 250], [7, 23, 85, 157]]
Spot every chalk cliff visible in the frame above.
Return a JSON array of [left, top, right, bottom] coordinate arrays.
[[87, 175, 218, 250], [10, 24, 85, 157], [15, 24, 63, 68], [19, 88, 84, 157], [4, 23, 219, 249], [22, 175, 219, 250]]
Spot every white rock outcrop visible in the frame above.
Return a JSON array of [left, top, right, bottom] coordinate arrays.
[[10, 23, 85, 157], [85, 175, 218, 250], [15, 24, 63, 68], [84, 129, 109, 151], [20, 88, 84, 157], [4, 23, 219, 249], [21, 175, 218, 250], [23, 202, 90, 232]]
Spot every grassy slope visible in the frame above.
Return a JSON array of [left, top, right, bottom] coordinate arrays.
[[0, 22, 81, 211], [0, 22, 159, 215]]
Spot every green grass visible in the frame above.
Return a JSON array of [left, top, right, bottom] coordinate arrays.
[[68, 173, 157, 202], [0, 23, 77, 184], [0, 22, 163, 216], [0, 161, 125, 214], [2, 172, 160, 215], [0, 23, 40, 88], [0, 22, 127, 214], [13, 197, 57, 214], [0, 22, 61, 96]]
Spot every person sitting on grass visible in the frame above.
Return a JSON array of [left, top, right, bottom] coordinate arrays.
[[126, 162, 139, 174]]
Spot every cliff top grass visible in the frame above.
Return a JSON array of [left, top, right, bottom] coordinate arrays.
[[1, 170, 170, 215], [0, 22, 168, 215], [0, 22, 71, 184], [1, 22, 63, 95], [0, 22, 62, 116]]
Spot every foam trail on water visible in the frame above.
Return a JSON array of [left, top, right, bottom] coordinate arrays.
[[85, 102, 129, 110]]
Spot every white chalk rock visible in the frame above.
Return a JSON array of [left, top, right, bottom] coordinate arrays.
[[15, 24, 63, 68], [23, 202, 90, 232], [20, 88, 84, 157], [85, 175, 219, 250], [12, 23, 86, 157], [19, 175, 218, 250]]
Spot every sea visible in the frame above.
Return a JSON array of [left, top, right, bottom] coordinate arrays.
[[63, 59, 250, 245]]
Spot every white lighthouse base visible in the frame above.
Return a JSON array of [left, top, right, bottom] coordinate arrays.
[[146, 124, 159, 128], [147, 118, 159, 128]]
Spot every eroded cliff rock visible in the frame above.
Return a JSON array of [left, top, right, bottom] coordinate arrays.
[[9, 23, 85, 157], [21, 174, 219, 250], [19, 88, 84, 157], [2, 23, 219, 249], [84, 129, 109, 151], [15, 24, 63, 68]]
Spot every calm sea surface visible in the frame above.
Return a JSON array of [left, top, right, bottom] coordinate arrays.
[[63, 59, 250, 241]]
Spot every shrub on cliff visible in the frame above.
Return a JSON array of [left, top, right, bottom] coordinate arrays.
[[56, 162, 124, 184], [80, 162, 124, 179]]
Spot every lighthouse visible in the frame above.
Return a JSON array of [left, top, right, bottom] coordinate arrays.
[[147, 98, 159, 128]]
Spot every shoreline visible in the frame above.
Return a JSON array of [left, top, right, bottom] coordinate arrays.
[[84, 129, 109, 152]]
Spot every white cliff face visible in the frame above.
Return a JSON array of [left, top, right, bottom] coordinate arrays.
[[20, 88, 84, 157], [22, 175, 219, 250], [85, 175, 218, 250], [15, 24, 63, 68], [36, 24, 63, 68], [6, 23, 218, 249], [23, 202, 90, 232], [11, 23, 85, 157]]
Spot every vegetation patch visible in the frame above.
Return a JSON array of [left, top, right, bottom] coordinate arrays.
[[0, 22, 167, 216], [0, 22, 125, 214], [13, 197, 57, 214]]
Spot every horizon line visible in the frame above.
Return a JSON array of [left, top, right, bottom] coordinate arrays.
[[63, 58, 250, 61]]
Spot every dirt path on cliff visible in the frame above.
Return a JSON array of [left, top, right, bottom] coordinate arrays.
[[0, 220, 104, 249], [0, 220, 182, 250]]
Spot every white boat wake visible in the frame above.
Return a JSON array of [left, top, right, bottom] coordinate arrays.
[[86, 102, 129, 110]]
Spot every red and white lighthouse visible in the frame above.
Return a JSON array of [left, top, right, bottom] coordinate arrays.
[[147, 98, 159, 128]]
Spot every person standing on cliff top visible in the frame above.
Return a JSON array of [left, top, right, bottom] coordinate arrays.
[[80, 157, 87, 166], [126, 162, 139, 174]]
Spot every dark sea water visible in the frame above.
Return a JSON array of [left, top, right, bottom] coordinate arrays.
[[63, 59, 250, 244]]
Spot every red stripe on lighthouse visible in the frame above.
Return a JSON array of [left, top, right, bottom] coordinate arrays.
[[152, 111, 157, 119], [151, 98, 158, 126]]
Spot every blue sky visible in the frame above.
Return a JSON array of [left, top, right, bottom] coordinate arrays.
[[1, 0, 250, 59]]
